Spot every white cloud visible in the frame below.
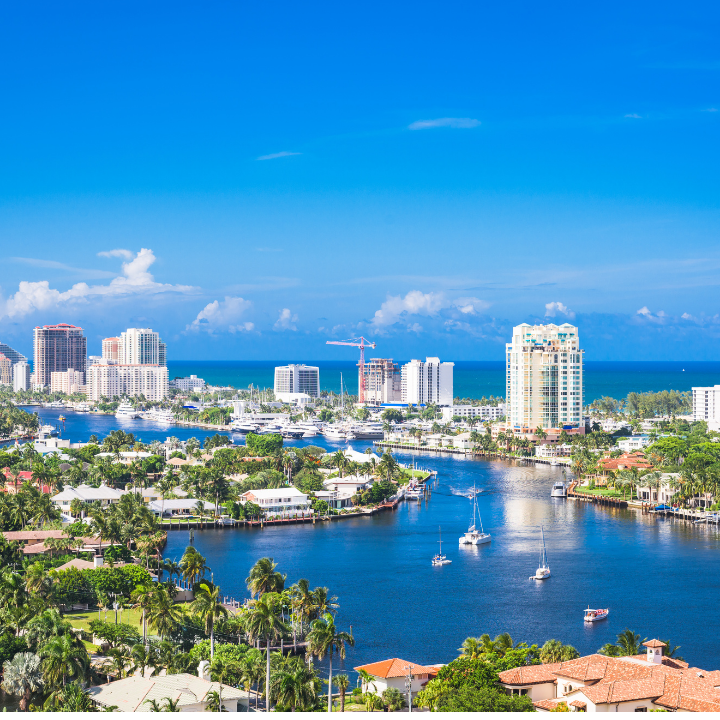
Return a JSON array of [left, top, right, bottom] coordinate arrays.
[[97, 249, 134, 259], [636, 306, 666, 324], [624, 113, 642, 119], [408, 323, 424, 333], [274, 308, 298, 331], [186, 296, 254, 334], [545, 301, 575, 319], [454, 296, 491, 315], [0, 248, 196, 319], [408, 117, 480, 130], [256, 151, 302, 161], [371, 290, 447, 327]]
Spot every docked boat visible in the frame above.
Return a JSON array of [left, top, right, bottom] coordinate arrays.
[[432, 527, 452, 566], [323, 426, 347, 441], [151, 408, 175, 424], [406, 485, 424, 500], [530, 525, 550, 580], [459, 485, 491, 545], [281, 428, 305, 439], [230, 420, 259, 433], [115, 403, 139, 419], [584, 607, 609, 623], [551, 481, 567, 498], [39, 424, 57, 436]]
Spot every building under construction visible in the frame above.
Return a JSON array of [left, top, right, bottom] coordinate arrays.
[[363, 358, 402, 404]]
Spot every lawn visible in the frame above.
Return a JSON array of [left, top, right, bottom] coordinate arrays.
[[67, 607, 145, 632], [575, 487, 636, 500]]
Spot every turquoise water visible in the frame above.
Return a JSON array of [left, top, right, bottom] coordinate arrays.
[[168, 360, 720, 403]]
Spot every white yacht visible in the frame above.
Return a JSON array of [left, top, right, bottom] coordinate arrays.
[[151, 408, 175, 424], [323, 426, 347, 441], [230, 419, 259, 433], [551, 481, 567, 498], [39, 424, 57, 436], [74, 402, 91, 413], [432, 527, 452, 566], [530, 525, 551, 580], [115, 403, 139, 419], [459, 485, 491, 545], [406, 484, 424, 500]]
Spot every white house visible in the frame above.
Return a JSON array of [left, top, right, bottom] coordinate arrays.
[[617, 435, 652, 452], [240, 488, 312, 517], [314, 490, 354, 509], [354, 658, 439, 701], [52, 484, 124, 509], [636, 472, 680, 504], [148, 499, 216, 517], [343, 447, 381, 464], [322, 475, 372, 494]]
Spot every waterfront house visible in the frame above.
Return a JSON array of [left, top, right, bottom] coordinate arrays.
[[52, 483, 124, 509], [617, 435, 652, 452], [88, 668, 250, 712], [636, 472, 680, 504], [239, 488, 312, 517], [314, 489, 354, 509], [95, 451, 153, 464], [499, 640, 720, 712], [148, 499, 216, 516], [354, 658, 439, 700], [322, 475, 371, 494], [596, 451, 654, 482], [535, 444, 573, 459], [343, 447, 381, 464]]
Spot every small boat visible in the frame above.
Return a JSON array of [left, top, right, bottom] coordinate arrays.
[[39, 424, 57, 436], [584, 607, 609, 622], [550, 459, 560, 466], [58, 415, 66, 422], [530, 525, 550, 580], [432, 527, 451, 566], [459, 484, 491, 545], [551, 481, 567, 498]]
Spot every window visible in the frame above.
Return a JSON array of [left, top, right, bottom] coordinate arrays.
[[634, 707, 647, 712]]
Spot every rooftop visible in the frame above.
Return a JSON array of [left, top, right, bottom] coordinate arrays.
[[354, 658, 438, 679]]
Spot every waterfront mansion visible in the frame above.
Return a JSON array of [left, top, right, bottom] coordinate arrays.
[[499, 640, 720, 712]]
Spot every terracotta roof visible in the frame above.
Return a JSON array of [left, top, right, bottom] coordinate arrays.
[[579, 678, 666, 704], [499, 662, 562, 685], [533, 699, 562, 710], [599, 451, 653, 471], [4, 530, 66, 541], [569, 700, 586, 708], [354, 659, 438, 679], [643, 639, 667, 649]]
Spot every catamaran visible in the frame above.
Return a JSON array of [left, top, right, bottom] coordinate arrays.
[[530, 525, 551, 580], [459, 485, 491, 545], [432, 527, 451, 566]]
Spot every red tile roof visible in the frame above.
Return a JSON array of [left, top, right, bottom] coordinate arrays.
[[354, 659, 437, 679], [499, 662, 562, 685], [599, 451, 654, 471], [643, 639, 667, 649], [533, 699, 562, 711]]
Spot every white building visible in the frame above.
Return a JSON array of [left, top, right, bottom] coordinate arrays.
[[274, 364, 320, 401], [240, 488, 312, 517], [441, 404, 506, 422], [86, 361, 169, 401], [52, 483, 124, 509], [693, 385, 720, 431], [363, 358, 402, 404], [506, 323, 584, 432], [170, 374, 206, 392], [101, 337, 120, 362], [401, 357, 454, 406], [118, 328, 167, 366], [355, 659, 439, 701], [617, 435, 652, 452], [12, 362, 31, 392], [50, 368, 84, 394]]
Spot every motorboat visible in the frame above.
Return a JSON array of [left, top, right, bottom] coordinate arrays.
[[406, 485, 424, 500], [39, 424, 57, 436], [323, 426, 347, 441], [281, 427, 305, 439], [432, 527, 452, 566], [584, 607, 609, 623], [530, 525, 551, 580], [230, 420, 259, 433], [151, 408, 175, 424], [115, 403, 139, 419], [551, 481, 567, 498], [550, 459, 560, 466], [459, 484, 491, 545]]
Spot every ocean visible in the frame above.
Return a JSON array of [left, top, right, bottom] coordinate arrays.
[[167, 360, 720, 404]]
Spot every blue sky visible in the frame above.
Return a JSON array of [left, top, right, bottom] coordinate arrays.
[[1, 0, 719, 361]]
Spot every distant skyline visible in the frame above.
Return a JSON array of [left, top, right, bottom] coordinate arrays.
[[1, 1, 719, 361]]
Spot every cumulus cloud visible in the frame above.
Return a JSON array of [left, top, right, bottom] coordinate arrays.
[[371, 290, 447, 327], [256, 151, 301, 161], [544, 301, 575, 319], [409, 117, 480, 130], [0, 249, 196, 319], [186, 296, 254, 334], [636, 306, 666, 324], [454, 296, 491, 315], [274, 308, 298, 331], [98, 249, 134, 259]]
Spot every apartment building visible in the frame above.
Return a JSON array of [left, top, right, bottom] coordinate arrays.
[[401, 357, 454, 406], [118, 328, 166, 366], [101, 337, 120, 361], [33, 324, 87, 388], [693, 385, 720, 431], [506, 323, 583, 431], [363, 358, 402, 404], [274, 364, 320, 401], [50, 369, 84, 394], [12, 362, 30, 392], [86, 362, 169, 401]]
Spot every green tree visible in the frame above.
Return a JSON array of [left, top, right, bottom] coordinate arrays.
[[191, 581, 229, 658], [246, 557, 286, 598], [2, 652, 44, 711], [40, 635, 89, 688]]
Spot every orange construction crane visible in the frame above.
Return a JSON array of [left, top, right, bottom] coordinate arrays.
[[326, 336, 377, 404]]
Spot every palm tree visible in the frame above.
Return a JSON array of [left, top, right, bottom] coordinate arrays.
[[180, 546, 207, 586], [131, 585, 155, 643], [130, 643, 158, 678], [246, 557, 286, 598], [493, 632, 523, 656], [615, 629, 646, 656], [269, 657, 318, 711], [244, 594, 286, 710], [2, 652, 44, 711], [306, 612, 355, 713], [457, 636, 482, 659], [336, 673, 350, 711], [145, 584, 184, 639], [191, 581, 229, 658], [40, 634, 89, 687]]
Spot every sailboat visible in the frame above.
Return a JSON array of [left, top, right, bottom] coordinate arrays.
[[432, 527, 452, 566], [459, 485, 491, 545], [530, 525, 551, 580]]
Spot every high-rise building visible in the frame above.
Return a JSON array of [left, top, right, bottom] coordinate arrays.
[[33, 324, 87, 388], [0, 342, 27, 365], [401, 357, 454, 406], [506, 323, 584, 431], [363, 358, 402, 404], [50, 369, 84, 395], [101, 337, 120, 362], [0, 355, 11, 386], [118, 328, 166, 366], [13, 362, 30, 392], [692, 385, 720, 431], [86, 362, 169, 401], [274, 364, 320, 400]]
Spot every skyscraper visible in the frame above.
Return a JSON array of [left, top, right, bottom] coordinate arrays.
[[274, 364, 320, 400], [363, 358, 402, 404], [401, 357, 454, 406], [12, 362, 30, 392], [0, 342, 27, 365], [505, 323, 584, 431], [33, 324, 87, 388], [101, 337, 120, 361], [118, 328, 166, 366]]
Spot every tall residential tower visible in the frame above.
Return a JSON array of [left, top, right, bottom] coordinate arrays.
[[33, 324, 87, 388], [401, 357, 454, 406], [506, 323, 583, 431]]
